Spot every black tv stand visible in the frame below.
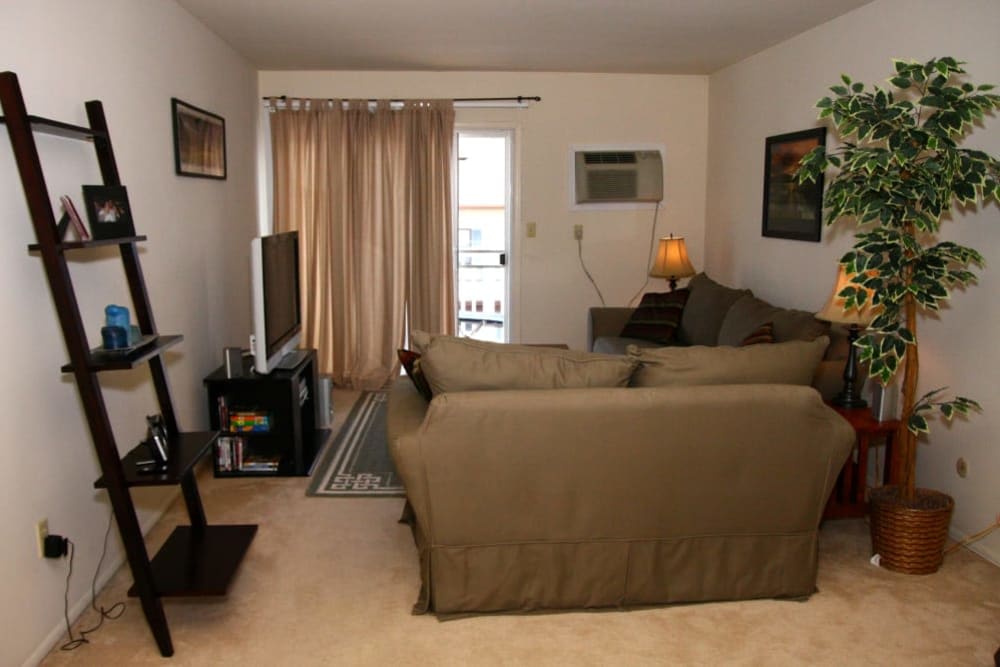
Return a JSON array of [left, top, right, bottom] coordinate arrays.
[[274, 348, 309, 370], [205, 349, 327, 476]]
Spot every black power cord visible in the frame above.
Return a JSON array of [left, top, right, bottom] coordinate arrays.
[[60, 509, 126, 651], [626, 201, 662, 307]]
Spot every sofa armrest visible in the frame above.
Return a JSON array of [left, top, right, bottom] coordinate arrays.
[[587, 307, 635, 351]]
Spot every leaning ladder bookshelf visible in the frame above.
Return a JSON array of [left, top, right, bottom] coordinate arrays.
[[0, 71, 255, 658]]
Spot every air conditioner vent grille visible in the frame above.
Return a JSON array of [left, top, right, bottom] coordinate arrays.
[[586, 170, 638, 200], [583, 151, 637, 165]]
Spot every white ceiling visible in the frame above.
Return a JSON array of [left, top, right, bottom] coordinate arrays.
[[176, 0, 875, 74]]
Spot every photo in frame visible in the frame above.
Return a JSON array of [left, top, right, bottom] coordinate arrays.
[[761, 127, 826, 242], [171, 98, 226, 179], [81, 185, 136, 240]]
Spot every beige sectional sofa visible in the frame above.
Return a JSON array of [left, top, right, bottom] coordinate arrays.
[[387, 333, 854, 616]]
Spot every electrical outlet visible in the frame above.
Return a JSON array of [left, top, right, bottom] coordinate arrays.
[[36, 519, 48, 559], [573, 224, 583, 240], [956, 457, 968, 478], [526, 222, 536, 238]]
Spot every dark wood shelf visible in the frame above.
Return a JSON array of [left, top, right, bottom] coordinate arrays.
[[94, 431, 218, 488], [0, 113, 105, 141], [128, 525, 258, 597], [28, 234, 147, 252], [62, 334, 183, 372], [4, 70, 254, 657]]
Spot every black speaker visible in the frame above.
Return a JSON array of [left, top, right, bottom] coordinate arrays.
[[317, 375, 333, 428], [224, 347, 243, 378]]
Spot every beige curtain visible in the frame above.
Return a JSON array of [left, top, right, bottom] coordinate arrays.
[[269, 99, 455, 390]]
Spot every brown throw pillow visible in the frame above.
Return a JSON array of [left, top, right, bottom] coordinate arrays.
[[397, 349, 433, 401], [619, 289, 690, 344], [740, 321, 775, 346]]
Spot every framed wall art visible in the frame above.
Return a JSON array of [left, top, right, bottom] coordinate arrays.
[[761, 127, 826, 242], [171, 98, 226, 179]]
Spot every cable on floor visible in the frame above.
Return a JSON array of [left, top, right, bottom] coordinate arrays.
[[60, 508, 126, 651]]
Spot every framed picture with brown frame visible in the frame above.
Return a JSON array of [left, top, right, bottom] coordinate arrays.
[[81, 185, 136, 240], [761, 127, 826, 242], [171, 98, 227, 179]]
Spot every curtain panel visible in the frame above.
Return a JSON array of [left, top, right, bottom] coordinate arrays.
[[269, 99, 455, 390]]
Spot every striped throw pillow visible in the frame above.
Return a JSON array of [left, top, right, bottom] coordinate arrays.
[[620, 289, 690, 345], [740, 321, 775, 346]]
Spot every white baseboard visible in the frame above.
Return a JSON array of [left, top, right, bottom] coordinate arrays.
[[950, 526, 1000, 568]]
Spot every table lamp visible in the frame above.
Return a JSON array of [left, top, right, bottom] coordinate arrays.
[[649, 235, 695, 291], [816, 265, 880, 408]]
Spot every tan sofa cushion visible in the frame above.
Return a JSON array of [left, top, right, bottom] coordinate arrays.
[[718, 295, 830, 346], [420, 336, 639, 394], [628, 336, 829, 387], [678, 273, 752, 346], [410, 329, 434, 354]]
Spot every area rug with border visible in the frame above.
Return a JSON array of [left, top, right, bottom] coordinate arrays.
[[307, 388, 405, 497]]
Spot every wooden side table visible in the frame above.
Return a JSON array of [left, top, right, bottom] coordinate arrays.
[[823, 405, 901, 519]]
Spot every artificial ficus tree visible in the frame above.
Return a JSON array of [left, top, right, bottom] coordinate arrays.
[[798, 57, 1000, 502]]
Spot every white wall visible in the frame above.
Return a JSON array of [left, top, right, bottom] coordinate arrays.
[[0, 1, 257, 664], [707, 0, 1000, 563], [258, 71, 709, 349]]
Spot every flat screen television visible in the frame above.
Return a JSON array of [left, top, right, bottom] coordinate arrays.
[[250, 231, 302, 374]]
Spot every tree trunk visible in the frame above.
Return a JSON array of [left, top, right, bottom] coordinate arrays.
[[897, 289, 919, 502]]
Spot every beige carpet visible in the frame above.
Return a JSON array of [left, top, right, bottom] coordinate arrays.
[[41, 390, 1000, 666]]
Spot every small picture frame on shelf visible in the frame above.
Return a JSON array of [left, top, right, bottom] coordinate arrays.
[[81, 184, 136, 240], [58, 195, 90, 241]]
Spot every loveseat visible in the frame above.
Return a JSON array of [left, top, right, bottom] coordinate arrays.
[[387, 334, 854, 616]]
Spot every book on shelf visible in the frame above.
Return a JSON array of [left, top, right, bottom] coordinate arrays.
[[216, 395, 228, 431], [215, 435, 245, 472], [228, 410, 270, 432], [240, 456, 280, 472]]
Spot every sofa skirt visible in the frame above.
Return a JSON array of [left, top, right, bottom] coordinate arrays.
[[407, 519, 820, 615]]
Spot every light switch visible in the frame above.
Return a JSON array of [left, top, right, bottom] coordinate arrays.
[[526, 222, 536, 238]]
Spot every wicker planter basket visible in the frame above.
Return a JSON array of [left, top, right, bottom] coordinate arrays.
[[869, 486, 954, 575]]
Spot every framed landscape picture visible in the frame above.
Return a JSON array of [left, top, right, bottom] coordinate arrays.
[[761, 127, 826, 242], [171, 98, 227, 179], [81, 185, 136, 240]]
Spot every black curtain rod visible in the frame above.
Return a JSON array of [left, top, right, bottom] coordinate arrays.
[[262, 95, 541, 103]]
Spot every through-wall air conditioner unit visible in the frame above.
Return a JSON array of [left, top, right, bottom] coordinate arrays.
[[574, 149, 663, 204]]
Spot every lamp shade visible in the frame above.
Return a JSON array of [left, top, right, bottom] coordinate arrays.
[[816, 265, 881, 326], [649, 235, 695, 280]]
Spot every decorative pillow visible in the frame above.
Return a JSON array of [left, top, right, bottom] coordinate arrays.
[[740, 322, 775, 346], [718, 295, 830, 346], [397, 349, 433, 401], [627, 336, 829, 388], [619, 289, 690, 344], [419, 336, 639, 394], [678, 273, 753, 346]]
